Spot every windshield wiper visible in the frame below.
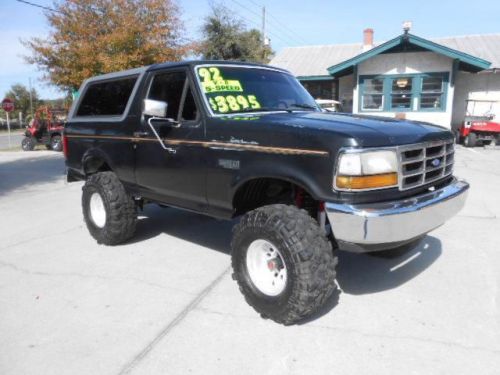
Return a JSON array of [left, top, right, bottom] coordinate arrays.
[[287, 103, 318, 111], [236, 107, 288, 113]]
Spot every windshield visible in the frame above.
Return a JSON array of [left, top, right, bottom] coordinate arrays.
[[195, 65, 319, 115]]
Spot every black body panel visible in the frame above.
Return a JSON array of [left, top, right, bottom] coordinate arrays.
[[65, 61, 455, 219]]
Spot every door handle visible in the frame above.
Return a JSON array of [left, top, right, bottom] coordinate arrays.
[[133, 131, 149, 138]]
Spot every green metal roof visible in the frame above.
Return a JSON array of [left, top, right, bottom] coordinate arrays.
[[296, 75, 334, 81], [327, 33, 491, 77]]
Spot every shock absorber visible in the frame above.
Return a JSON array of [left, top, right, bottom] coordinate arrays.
[[294, 187, 318, 217]]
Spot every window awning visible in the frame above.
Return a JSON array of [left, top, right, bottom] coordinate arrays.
[[327, 33, 491, 78]]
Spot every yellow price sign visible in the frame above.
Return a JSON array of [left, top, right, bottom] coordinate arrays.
[[198, 67, 243, 93], [198, 67, 262, 113], [202, 80, 243, 93], [210, 95, 261, 113]]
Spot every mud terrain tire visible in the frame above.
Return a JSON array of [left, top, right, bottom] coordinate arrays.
[[231, 204, 337, 325], [82, 172, 137, 245]]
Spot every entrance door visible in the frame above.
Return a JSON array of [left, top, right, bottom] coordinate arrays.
[[134, 68, 207, 212]]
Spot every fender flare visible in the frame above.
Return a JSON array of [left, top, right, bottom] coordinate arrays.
[[81, 148, 115, 176], [230, 161, 326, 204]]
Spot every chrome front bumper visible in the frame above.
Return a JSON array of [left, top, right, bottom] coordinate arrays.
[[325, 179, 469, 250]]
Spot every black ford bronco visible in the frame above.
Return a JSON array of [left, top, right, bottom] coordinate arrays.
[[64, 61, 469, 325]]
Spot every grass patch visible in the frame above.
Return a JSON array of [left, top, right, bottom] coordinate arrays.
[[0, 129, 24, 135], [1, 144, 50, 152], [1, 145, 23, 152]]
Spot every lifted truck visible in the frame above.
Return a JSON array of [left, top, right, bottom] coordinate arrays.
[[65, 61, 469, 325]]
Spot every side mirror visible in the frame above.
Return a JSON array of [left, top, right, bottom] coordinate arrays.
[[143, 99, 168, 118]]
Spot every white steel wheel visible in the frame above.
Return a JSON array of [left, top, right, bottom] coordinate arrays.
[[246, 239, 287, 297], [89, 192, 106, 228]]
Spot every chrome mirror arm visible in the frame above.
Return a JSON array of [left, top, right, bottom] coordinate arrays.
[[147, 117, 177, 154]]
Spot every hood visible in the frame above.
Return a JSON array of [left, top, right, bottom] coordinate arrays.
[[225, 111, 453, 147]]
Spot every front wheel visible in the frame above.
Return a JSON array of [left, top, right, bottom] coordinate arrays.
[[464, 133, 477, 148], [82, 172, 137, 245], [490, 136, 498, 147], [231, 204, 338, 325], [21, 137, 36, 151], [50, 135, 62, 152]]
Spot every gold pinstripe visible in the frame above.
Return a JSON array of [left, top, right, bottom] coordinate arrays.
[[65, 134, 329, 156]]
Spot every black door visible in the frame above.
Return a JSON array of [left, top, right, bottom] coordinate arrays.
[[134, 69, 208, 212]]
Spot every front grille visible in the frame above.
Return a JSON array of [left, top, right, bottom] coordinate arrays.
[[398, 140, 454, 190]]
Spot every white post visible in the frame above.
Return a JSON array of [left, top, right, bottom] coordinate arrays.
[[6, 111, 11, 148], [29, 78, 34, 118]]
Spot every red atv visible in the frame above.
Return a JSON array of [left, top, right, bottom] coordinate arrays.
[[457, 99, 500, 147], [21, 107, 66, 152]]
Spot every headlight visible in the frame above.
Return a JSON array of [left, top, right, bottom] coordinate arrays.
[[335, 150, 398, 190]]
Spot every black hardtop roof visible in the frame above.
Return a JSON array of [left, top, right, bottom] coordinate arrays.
[[148, 60, 290, 73], [84, 60, 291, 82]]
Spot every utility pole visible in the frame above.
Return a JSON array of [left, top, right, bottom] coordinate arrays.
[[261, 6, 267, 61], [29, 77, 34, 120], [261, 6, 266, 46]]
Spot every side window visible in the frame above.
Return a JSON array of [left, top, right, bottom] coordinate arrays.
[[148, 71, 186, 119], [77, 76, 137, 116]]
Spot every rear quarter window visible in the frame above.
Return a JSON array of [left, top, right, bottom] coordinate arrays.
[[76, 76, 138, 117]]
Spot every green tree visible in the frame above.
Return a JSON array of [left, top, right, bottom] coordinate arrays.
[[23, 0, 188, 93], [200, 3, 273, 63], [4, 83, 40, 120]]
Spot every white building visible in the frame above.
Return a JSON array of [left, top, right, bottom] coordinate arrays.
[[270, 28, 500, 130]]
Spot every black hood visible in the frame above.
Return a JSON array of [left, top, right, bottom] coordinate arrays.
[[229, 111, 454, 148]]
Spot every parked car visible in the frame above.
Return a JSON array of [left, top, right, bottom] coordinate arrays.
[[64, 61, 469, 325], [316, 99, 343, 112]]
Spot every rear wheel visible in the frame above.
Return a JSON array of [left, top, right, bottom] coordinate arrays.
[[50, 135, 62, 152], [464, 133, 477, 148], [82, 172, 137, 245], [231, 204, 337, 325], [21, 137, 36, 151]]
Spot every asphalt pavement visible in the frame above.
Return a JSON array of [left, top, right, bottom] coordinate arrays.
[[0, 146, 499, 375]]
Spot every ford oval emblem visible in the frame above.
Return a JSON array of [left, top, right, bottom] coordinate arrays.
[[431, 158, 441, 167]]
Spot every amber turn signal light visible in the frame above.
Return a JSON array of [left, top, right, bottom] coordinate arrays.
[[336, 173, 398, 190]]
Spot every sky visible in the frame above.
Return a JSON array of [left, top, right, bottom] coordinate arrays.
[[1, 0, 500, 99]]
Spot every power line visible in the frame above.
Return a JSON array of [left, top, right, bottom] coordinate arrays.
[[236, 12, 292, 46], [226, 2, 293, 46], [228, 0, 303, 46], [266, 12, 310, 45], [15, 0, 63, 14], [229, 0, 299, 44], [242, 0, 310, 44]]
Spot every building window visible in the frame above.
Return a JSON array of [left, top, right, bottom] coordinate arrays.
[[359, 73, 448, 113], [391, 77, 413, 110], [419, 76, 444, 110], [301, 80, 337, 100], [361, 78, 384, 111]]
